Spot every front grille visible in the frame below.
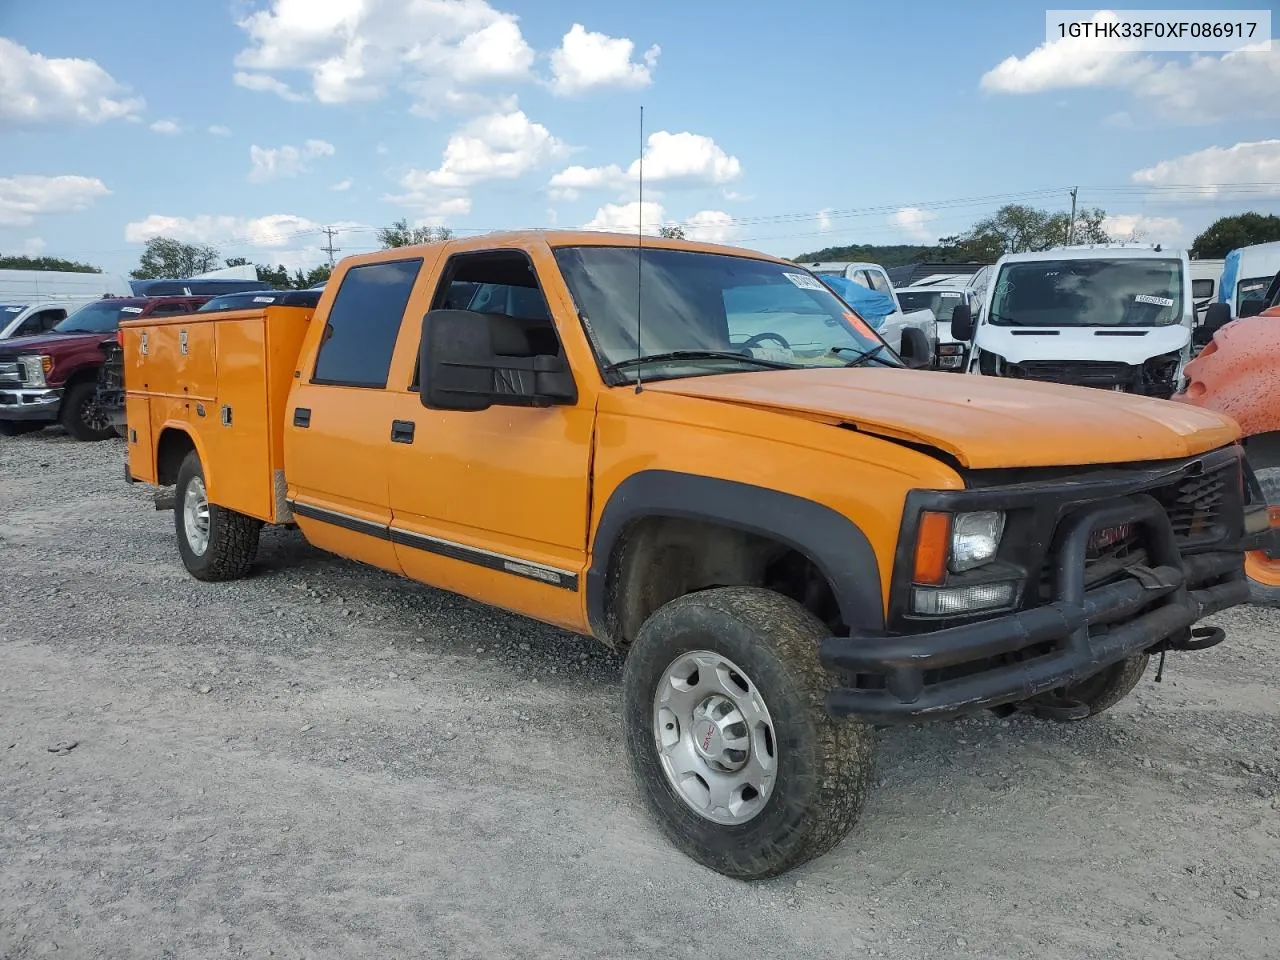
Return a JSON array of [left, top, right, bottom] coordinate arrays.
[[0, 359, 21, 386], [1007, 360, 1133, 390]]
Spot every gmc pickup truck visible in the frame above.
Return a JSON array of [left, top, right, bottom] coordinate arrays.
[[0, 295, 207, 438], [119, 231, 1264, 880]]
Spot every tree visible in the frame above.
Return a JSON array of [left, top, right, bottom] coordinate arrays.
[[131, 236, 222, 279], [225, 257, 251, 267], [0, 254, 103, 273], [377, 218, 454, 248], [946, 203, 1111, 257], [658, 225, 686, 240], [253, 262, 331, 289], [1191, 213, 1280, 259]]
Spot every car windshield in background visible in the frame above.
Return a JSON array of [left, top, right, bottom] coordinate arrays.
[[988, 258, 1184, 327], [197, 292, 280, 312], [1, 303, 27, 313], [897, 290, 966, 321], [54, 301, 135, 333], [552, 246, 895, 381]]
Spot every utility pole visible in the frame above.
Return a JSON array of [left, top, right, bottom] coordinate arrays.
[[322, 226, 341, 268], [1067, 186, 1078, 245]]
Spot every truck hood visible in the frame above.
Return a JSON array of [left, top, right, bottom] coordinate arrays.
[[973, 324, 1189, 364], [646, 368, 1239, 469], [0, 331, 105, 355]]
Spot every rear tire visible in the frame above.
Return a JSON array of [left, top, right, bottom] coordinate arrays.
[[621, 587, 874, 880], [60, 381, 115, 441], [174, 450, 261, 581], [1246, 466, 1280, 607]]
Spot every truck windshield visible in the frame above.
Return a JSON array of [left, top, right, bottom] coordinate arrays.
[[897, 290, 966, 321], [552, 246, 895, 380], [54, 301, 133, 333], [989, 258, 1184, 327]]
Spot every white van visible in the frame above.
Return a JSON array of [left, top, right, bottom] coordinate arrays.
[[954, 244, 1194, 398], [800, 261, 937, 359], [1218, 241, 1280, 318], [1189, 258, 1224, 324]]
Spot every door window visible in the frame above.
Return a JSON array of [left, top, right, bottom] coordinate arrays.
[[313, 258, 423, 388]]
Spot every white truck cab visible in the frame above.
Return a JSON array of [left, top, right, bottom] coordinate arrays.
[[800, 261, 938, 359], [895, 268, 992, 370], [0, 299, 97, 340], [954, 244, 1194, 398]]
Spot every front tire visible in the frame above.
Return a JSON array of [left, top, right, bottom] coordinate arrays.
[[622, 587, 874, 880], [1245, 465, 1280, 606], [174, 450, 261, 581], [60, 382, 115, 441]]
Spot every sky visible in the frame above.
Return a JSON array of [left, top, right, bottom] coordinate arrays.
[[1, 0, 1279, 278]]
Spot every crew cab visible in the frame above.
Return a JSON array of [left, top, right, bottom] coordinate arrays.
[[0, 295, 207, 438], [119, 231, 1260, 879], [0, 299, 96, 341]]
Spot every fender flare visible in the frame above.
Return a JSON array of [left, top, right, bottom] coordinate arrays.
[[586, 469, 884, 640]]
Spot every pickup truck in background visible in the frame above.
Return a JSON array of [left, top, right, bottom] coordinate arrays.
[[0, 299, 97, 340], [799, 260, 938, 362], [0, 295, 208, 438], [120, 230, 1261, 879]]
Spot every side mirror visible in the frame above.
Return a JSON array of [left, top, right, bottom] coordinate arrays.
[[950, 303, 974, 342], [419, 309, 576, 411], [898, 327, 933, 369], [1194, 302, 1232, 347], [1239, 298, 1265, 319]]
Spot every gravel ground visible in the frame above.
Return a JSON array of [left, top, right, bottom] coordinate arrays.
[[2, 431, 1278, 960]]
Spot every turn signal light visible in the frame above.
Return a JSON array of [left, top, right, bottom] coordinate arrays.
[[912, 511, 951, 586], [41, 355, 53, 375]]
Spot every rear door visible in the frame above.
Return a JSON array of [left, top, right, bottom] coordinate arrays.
[[283, 255, 435, 574]]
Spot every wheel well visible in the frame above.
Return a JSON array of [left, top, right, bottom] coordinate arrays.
[[61, 364, 101, 390], [156, 428, 196, 486], [1243, 431, 1280, 471], [602, 517, 842, 652]]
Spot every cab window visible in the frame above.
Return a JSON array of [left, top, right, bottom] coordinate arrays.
[[17, 308, 66, 336], [313, 258, 423, 388]]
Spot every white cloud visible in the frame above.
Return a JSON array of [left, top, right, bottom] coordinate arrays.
[[233, 0, 534, 113], [0, 175, 111, 227], [414, 110, 567, 189], [208, 124, 233, 136], [548, 131, 742, 196], [248, 139, 336, 182], [684, 210, 737, 243], [233, 70, 307, 102], [124, 213, 369, 272], [330, 177, 354, 191], [549, 24, 659, 96], [981, 18, 1280, 122], [890, 207, 938, 242], [1101, 214, 1187, 245], [0, 37, 144, 127], [23, 237, 46, 256], [1131, 139, 1280, 196], [150, 119, 181, 135], [583, 200, 666, 234]]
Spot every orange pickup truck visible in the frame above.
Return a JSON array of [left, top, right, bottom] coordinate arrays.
[[119, 230, 1264, 879]]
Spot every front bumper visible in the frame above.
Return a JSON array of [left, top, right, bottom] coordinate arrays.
[[0, 387, 63, 422], [821, 493, 1249, 724]]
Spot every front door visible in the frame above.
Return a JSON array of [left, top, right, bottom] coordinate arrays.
[[385, 248, 595, 632], [284, 255, 433, 574]]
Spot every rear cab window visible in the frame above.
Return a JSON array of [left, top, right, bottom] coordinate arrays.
[[312, 259, 423, 388]]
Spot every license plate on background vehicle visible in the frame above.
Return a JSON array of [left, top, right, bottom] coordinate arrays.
[[1088, 523, 1133, 553]]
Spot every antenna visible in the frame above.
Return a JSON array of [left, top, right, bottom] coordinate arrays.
[[634, 104, 645, 394]]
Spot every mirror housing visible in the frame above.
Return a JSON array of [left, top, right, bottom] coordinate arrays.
[[1239, 297, 1266, 319], [419, 309, 576, 411], [949, 303, 974, 342], [1193, 302, 1232, 347], [898, 327, 933, 369]]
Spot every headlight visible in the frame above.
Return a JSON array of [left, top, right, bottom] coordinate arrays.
[[950, 510, 1005, 571], [17, 354, 50, 388]]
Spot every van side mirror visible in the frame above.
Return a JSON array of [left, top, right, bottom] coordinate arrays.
[[1239, 298, 1265, 319], [950, 303, 974, 342], [419, 309, 576, 411], [898, 327, 933, 369], [1193, 302, 1232, 346]]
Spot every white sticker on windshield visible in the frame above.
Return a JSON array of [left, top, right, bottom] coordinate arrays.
[[1135, 294, 1175, 307], [121, 307, 144, 314], [783, 272, 827, 291], [4, 306, 21, 312], [253, 296, 276, 303]]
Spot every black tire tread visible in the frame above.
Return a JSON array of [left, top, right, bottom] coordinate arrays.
[[175, 451, 260, 582], [623, 586, 873, 879]]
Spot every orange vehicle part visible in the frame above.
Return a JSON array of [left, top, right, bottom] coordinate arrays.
[[1175, 310, 1280, 594]]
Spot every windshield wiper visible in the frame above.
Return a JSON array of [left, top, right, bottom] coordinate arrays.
[[605, 350, 797, 374], [828, 344, 889, 367]]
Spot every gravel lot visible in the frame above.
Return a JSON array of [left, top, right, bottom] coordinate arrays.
[[2, 431, 1278, 960]]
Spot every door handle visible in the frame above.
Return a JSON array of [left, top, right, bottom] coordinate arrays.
[[391, 419, 415, 444], [293, 407, 311, 428]]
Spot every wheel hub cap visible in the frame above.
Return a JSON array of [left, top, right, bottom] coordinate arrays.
[[653, 650, 777, 826], [183, 476, 211, 557]]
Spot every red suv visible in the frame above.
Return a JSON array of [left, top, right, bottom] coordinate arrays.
[[0, 295, 208, 440]]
